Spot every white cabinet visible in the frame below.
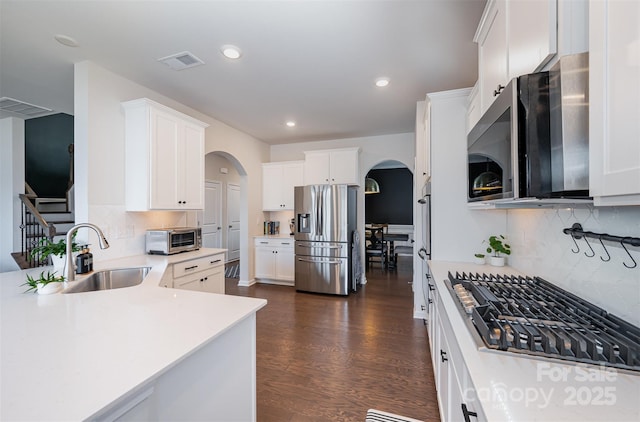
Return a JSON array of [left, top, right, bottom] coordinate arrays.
[[254, 237, 294, 285], [123, 98, 208, 211], [262, 161, 304, 210], [429, 274, 485, 422], [589, 0, 640, 206], [415, 100, 431, 188], [475, 0, 508, 113], [466, 83, 481, 133], [161, 252, 225, 294], [303, 148, 360, 185], [474, 0, 558, 114], [508, 0, 557, 78]]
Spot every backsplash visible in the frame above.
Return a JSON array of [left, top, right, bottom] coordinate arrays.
[[506, 206, 640, 326], [84, 205, 190, 261]]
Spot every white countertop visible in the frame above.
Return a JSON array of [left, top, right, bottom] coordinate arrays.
[[428, 260, 640, 422], [0, 249, 267, 421]]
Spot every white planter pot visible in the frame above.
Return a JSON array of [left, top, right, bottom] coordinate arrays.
[[50, 253, 78, 276], [37, 282, 62, 295], [489, 256, 506, 267], [473, 256, 485, 265], [50, 254, 66, 274]]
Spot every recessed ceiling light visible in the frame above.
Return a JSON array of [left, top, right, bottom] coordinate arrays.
[[54, 34, 79, 48], [221, 45, 242, 59], [286, 121, 296, 128], [375, 77, 390, 88]]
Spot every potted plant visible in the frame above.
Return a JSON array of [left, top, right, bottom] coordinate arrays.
[[485, 235, 511, 267], [22, 270, 65, 295], [30, 234, 81, 273], [473, 253, 486, 265]]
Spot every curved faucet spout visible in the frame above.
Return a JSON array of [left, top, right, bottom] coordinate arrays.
[[65, 223, 110, 282]]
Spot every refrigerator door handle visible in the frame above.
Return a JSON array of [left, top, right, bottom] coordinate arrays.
[[297, 257, 343, 265], [297, 243, 341, 249]]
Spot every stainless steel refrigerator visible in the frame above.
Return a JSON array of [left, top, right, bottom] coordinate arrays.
[[294, 185, 356, 295]]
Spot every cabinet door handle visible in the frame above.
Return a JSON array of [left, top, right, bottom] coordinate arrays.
[[428, 298, 433, 304], [493, 84, 505, 97], [440, 349, 448, 363], [210, 259, 221, 264], [428, 283, 434, 291], [461, 403, 478, 422], [185, 265, 198, 271]]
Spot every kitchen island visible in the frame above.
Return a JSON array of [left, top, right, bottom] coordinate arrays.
[[0, 249, 267, 421]]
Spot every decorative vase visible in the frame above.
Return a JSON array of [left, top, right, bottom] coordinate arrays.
[[50, 253, 78, 275], [473, 256, 485, 265], [37, 282, 62, 295], [50, 254, 66, 274], [490, 256, 505, 267]]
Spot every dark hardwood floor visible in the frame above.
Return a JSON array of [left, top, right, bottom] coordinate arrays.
[[225, 257, 440, 422]]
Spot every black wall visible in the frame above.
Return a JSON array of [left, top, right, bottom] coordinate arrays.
[[365, 168, 413, 225], [25, 113, 74, 198]]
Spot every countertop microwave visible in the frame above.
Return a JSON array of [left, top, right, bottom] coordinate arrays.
[[467, 52, 590, 203], [146, 227, 202, 255]]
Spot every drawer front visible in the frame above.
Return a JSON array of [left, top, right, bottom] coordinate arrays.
[[173, 253, 224, 278], [254, 238, 294, 248]]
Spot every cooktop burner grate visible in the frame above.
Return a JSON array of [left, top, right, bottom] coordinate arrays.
[[448, 272, 640, 373]]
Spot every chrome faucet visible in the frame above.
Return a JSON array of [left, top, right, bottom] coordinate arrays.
[[65, 223, 110, 281]]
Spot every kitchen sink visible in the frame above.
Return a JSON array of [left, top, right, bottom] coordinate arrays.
[[62, 267, 151, 293]]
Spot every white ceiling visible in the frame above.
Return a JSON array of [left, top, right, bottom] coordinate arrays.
[[0, 0, 486, 144]]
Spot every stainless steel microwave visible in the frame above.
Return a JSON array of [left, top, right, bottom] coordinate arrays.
[[467, 52, 590, 203], [146, 227, 201, 255]]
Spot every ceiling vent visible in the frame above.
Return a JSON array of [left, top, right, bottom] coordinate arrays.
[[0, 97, 53, 117], [157, 51, 205, 70]]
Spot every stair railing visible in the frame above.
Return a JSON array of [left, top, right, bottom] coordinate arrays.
[[18, 193, 57, 268]]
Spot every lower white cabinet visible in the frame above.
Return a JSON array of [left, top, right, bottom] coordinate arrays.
[[161, 252, 225, 294], [430, 275, 485, 422], [254, 237, 294, 285]]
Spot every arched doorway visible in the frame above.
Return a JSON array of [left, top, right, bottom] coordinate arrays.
[[204, 151, 249, 284], [363, 160, 414, 273]]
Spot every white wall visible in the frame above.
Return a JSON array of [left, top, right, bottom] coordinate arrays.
[[74, 61, 269, 284], [0, 117, 24, 272], [506, 206, 640, 326]]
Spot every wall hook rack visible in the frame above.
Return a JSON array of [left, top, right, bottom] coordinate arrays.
[[562, 223, 640, 269]]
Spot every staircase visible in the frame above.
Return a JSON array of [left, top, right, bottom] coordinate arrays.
[[12, 185, 75, 269]]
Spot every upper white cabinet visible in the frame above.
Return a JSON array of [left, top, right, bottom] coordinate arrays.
[[589, 0, 640, 206], [303, 148, 360, 185], [466, 83, 481, 134], [415, 100, 431, 188], [123, 98, 208, 211], [507, 0, 557, 78], [474, 0, 557, 114], [262, 161, 304, 210], [475, 0, 509, 114]]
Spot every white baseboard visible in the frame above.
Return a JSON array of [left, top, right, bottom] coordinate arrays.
[[413, 310, 427, 320], [237, 278, 255, 287]]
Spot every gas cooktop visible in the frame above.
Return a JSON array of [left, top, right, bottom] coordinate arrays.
[[447, 272, 640, 373]]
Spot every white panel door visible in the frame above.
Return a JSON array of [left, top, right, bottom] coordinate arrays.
[[203, 181, 222, 249], [150, 109, 180, 209], [590, 0, 640, 205], [181, 122, 205, 209], [226, 183, 241, 262]]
